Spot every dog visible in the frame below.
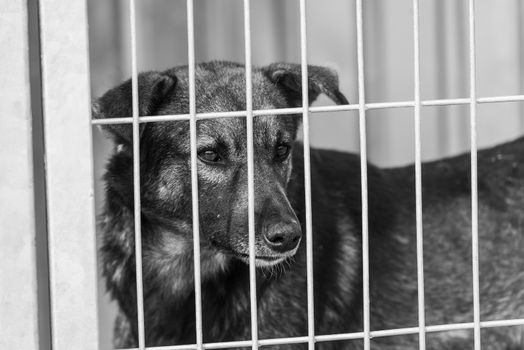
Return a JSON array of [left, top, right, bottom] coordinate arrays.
[[94, 61, 524, 350]]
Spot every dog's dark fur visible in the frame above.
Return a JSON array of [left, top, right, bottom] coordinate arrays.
[[94, 61, 524, 350]]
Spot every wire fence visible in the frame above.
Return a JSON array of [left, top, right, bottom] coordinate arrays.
[[89, 0, 524, 349]]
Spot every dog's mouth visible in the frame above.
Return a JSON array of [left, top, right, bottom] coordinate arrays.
[[209, 239, 293, 267], [234, 252, 289, 267], [233, 252, 291, 267]]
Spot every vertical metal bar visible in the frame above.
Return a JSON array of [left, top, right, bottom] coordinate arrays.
[[298, 1, 316, 350], [412, 0, 426, 349], [518, 0, 524, 132], [129, 0, 146, 348], [0, 1, 40, 348], [468, 1, 481, 350], [355, 0, 370, 349], [187, 0, 204, 348], [38, 0, 99, 349], [243, 1, 259, 349]]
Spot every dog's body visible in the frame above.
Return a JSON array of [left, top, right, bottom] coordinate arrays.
[[95, 61, 524, 350]]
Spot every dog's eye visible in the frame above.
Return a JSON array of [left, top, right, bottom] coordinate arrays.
[[198, 150, 221, 163], [275, 144, 291, 160]]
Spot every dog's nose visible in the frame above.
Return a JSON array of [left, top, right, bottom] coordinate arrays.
[[263, 222, 302, 253]]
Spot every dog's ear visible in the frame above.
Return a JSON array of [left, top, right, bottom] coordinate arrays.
[[92, 71, 177, 144], [262, 63, 348, 107]]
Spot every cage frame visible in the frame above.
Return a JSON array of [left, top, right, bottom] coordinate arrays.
[[4, 0, 524, 349]]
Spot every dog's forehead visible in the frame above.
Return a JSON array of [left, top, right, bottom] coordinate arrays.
[[151, 64, 299, 151], [190, 65, 286, 112]]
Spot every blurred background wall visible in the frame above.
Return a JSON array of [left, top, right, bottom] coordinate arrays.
[[87, 0, 524, 348]]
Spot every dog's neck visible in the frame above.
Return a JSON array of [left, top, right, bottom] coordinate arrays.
[[101, 205, 233, 296], [101, 201, 273, 346]]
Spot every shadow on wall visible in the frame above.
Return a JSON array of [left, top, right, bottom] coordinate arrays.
[[88, 0, 524, 348]]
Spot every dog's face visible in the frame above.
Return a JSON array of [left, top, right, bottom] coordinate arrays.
[[95, 62, 347, 269]]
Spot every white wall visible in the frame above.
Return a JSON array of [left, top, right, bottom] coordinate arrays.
[[0, 1, 40, 348]]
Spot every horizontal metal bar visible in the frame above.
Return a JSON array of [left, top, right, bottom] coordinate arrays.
[[90, 108, 301, 126], [116, 318, 524, 350], [480, 319, 524, 328], [422, 98, 469, 106], [477, 95, 524, 103], [91, 94, 524, 125]]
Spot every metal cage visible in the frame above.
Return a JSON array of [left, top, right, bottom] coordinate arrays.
[[2, 0, 524, 349]]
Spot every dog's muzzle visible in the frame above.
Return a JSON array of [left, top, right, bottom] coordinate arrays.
[[262, 220, 302, 254]]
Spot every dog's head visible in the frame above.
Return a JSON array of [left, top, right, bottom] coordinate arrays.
[[94, 61, 347, 270]]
